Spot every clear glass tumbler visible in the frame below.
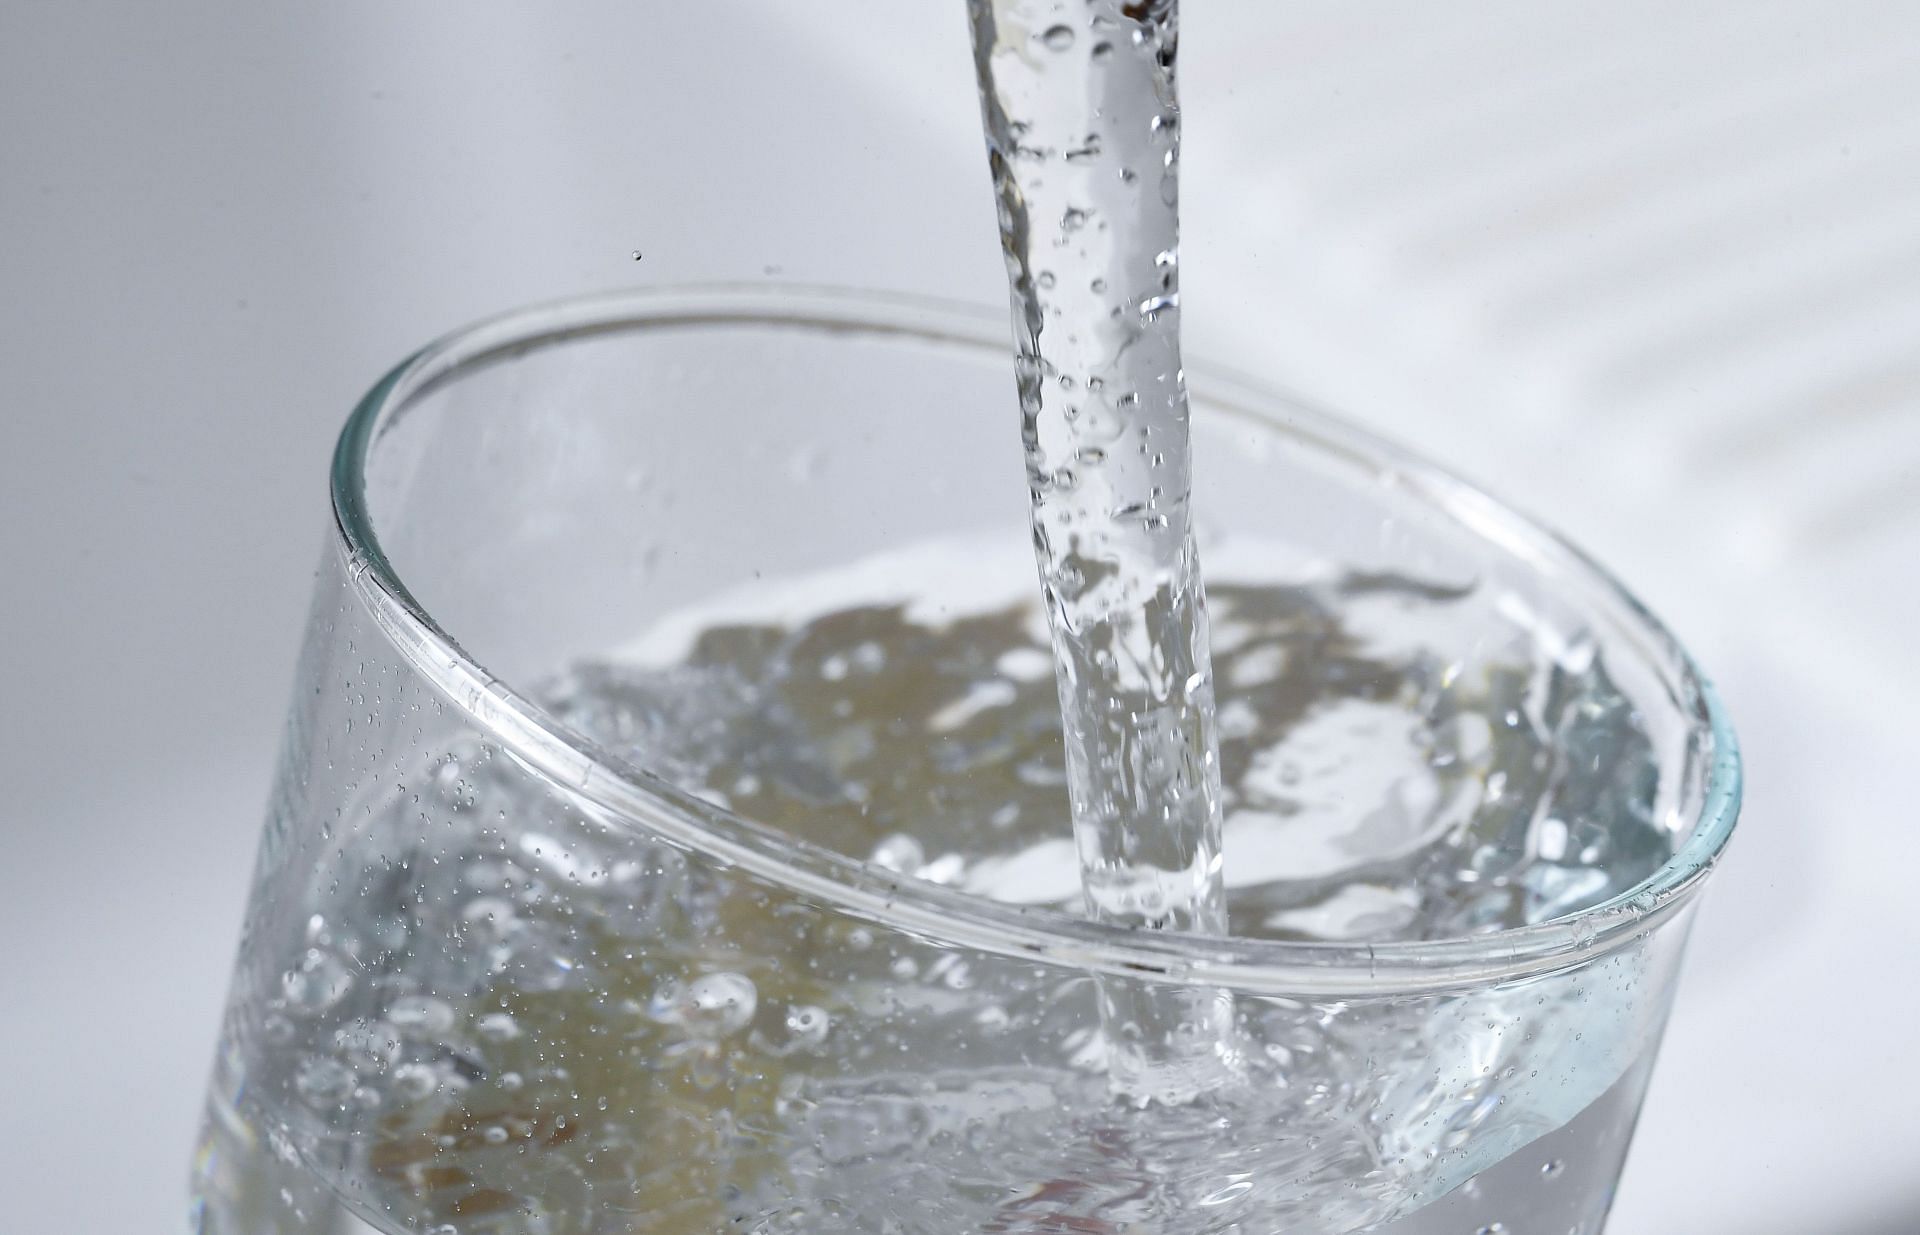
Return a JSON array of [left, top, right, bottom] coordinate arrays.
[[190, 286, 1740, 1235]]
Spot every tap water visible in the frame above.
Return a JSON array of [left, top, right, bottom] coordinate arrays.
[[967, 0, 1236, 1103]]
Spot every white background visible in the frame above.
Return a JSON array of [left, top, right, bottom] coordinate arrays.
[[3, 3, 1916, 1231]]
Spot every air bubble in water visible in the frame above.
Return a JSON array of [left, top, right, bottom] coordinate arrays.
[[266, 1126, 300, 1165], [1040, 24, 1075, 50], [388, 1061, 439, 1102], [1201, 1179, 1254, 1205], [281, 950, 353, 1014], [476, 1012, 522, 1043], [653, 972, 757, 1038], [1138, 292, 1178, 320], [387, 995, 455, 1037], [785, 1004, 830, 1049], [332, 1021, 400, 1072], [294, 1057, 355, 1107]]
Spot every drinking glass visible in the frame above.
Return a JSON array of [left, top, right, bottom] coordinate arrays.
[[190, 285, 1739, 1234]]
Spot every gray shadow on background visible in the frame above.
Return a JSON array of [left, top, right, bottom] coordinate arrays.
[[1758, 1194, 1920, 1235]]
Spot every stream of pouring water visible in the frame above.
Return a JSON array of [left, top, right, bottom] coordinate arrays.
[[966, 0, 1241, 1101]]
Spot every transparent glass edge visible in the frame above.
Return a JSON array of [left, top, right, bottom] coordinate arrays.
[[326, 283, 1742, 999]]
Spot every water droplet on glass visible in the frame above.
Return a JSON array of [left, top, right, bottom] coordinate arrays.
[[1040, 24, 1075, 50]]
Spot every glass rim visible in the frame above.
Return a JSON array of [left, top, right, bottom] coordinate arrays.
[[332, 282, 1741, 998]]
